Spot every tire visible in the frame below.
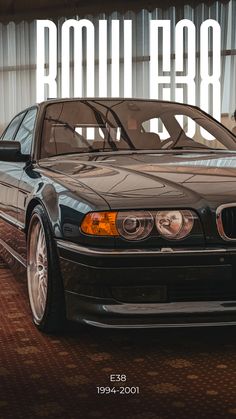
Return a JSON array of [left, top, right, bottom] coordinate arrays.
[[27, 205, 66, 333]]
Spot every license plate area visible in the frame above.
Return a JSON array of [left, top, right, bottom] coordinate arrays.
[[111, 265, 234, 303]]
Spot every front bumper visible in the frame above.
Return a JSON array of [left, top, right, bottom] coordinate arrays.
[[57, 240, 236, 328]]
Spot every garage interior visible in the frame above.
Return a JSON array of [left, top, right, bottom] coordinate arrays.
[[1, 1, 236, 418]]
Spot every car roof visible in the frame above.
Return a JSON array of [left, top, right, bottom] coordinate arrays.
[[38, 97, 196, 107]]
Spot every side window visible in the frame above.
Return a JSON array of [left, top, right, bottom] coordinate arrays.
[[2, 112, 25, 141], [15, 108, 37, 155]]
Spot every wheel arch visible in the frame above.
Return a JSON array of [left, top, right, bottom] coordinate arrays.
[[25, 199, 50, 237]]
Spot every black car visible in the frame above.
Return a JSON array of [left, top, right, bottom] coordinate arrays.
[[1, 98, 236, 333]]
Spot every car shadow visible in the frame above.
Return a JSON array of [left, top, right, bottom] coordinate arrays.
[[57, 321, 236, 357]]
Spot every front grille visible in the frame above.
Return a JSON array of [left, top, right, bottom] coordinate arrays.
[[217, 205, 236, 240]]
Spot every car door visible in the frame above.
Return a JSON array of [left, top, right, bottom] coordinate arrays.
[[0, 111, 26, 256], [0, 108, 37, 264], [14, 108, 38, 262]]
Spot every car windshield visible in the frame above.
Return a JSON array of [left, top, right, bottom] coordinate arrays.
[[41, 99, 236, 158]]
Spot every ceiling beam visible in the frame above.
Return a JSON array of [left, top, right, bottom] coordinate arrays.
[[0, 0, 230, 22]]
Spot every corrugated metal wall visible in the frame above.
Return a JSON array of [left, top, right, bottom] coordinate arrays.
[[0, 1, 235, 131]]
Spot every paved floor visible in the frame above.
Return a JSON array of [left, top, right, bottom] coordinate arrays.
[[1, 264, 236, 419]]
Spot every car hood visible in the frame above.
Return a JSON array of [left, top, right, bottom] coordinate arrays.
[[40, 151, 236, 210]]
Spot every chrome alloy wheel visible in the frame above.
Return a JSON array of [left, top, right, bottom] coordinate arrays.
[[27, 216, 48, 324]]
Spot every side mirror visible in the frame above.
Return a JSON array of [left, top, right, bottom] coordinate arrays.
[[0, 141, 29, 162]]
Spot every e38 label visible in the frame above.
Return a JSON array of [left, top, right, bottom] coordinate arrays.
[[96, 374, 140, 395]]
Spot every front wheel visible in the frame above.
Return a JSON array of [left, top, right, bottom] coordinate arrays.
[[27, 205, 66, 333]]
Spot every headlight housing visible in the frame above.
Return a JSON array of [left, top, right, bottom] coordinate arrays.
[[81, 209, 195, 241], [155, 210, 194, 239]]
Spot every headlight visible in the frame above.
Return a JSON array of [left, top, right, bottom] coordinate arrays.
[[81, 209, 195, 240], [116, 211, 154, 240], [155, 210, 194, 239]]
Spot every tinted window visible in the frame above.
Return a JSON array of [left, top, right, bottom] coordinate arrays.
[[2, 112, 25, 141], [15, 108, 37, 155]]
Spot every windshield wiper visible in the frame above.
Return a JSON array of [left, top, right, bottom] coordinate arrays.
[[79, 148, 114, 153], [171, 146, 211, 150], [165, 147, 234, 154]]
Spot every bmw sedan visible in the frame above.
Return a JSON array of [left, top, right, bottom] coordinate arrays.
[[1, 98, 236, 333]]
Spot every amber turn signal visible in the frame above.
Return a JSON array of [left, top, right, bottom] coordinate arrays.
[[81, 211, 119, 236]]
